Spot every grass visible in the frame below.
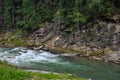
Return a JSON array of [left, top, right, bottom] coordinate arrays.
[[0, 61, 87, 80]]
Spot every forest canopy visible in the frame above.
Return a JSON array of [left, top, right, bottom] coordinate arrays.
[[0, 0, 120, 32]]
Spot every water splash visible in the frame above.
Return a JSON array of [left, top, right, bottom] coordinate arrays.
[[0, 47, 119, 80]]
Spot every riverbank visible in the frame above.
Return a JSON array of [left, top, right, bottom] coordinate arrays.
[[0, 16, 120, 65], [28, 20, 120, 65], [0, 40, 115, 65], [0, 61, 86, 80]]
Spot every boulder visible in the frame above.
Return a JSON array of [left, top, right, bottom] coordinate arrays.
[[108, 51, 120, 64], [112, 15, 120, 21], [115, 24, 120, 33], [60, 53, 79, 57]]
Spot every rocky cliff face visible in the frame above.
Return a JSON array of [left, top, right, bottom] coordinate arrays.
[[30, 21, 120, 50], [28, 16, 120, 64]]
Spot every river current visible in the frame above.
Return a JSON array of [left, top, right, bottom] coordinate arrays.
[[0, 47, 120, 80]]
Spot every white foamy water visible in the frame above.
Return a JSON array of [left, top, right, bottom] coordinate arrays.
[[0, 47, 60, 66], [0, 47, 120, 80], [0, 47, 92, 73], [0, 47, 90, 69]]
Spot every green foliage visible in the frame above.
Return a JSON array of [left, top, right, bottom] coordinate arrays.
[[1, 0, 120, 31], [2, 0, 12, 27], [39, 23, 44, 28]]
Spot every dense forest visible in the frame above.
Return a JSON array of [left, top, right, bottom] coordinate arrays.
[[0, 1, 120, 80], [0, 0, 120, 32]]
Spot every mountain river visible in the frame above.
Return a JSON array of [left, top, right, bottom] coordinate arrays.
[[0, 47, 120, 80]]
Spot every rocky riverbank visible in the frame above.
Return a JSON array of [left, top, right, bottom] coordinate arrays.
[[28, 17, 120, 64], [0, 16, 120, 64]]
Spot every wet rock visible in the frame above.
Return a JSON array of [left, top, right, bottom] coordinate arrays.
[[60, 53, 79, 57], [4, 43, 16, 47], [33, 46, 44, 50], [107, 51, 120, 64], [92, 56, 102, 61]]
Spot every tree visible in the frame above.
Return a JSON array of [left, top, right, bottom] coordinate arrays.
[[1, 0, 120, 32]]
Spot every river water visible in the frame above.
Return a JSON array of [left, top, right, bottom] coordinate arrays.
[[0, 47, 120, 80]]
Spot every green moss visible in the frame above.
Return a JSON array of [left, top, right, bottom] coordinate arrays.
[[90, 50, 104, 57], [48, 47, 77, 54], [9, 39, 27, 47], [0, 37, 27, 47]]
